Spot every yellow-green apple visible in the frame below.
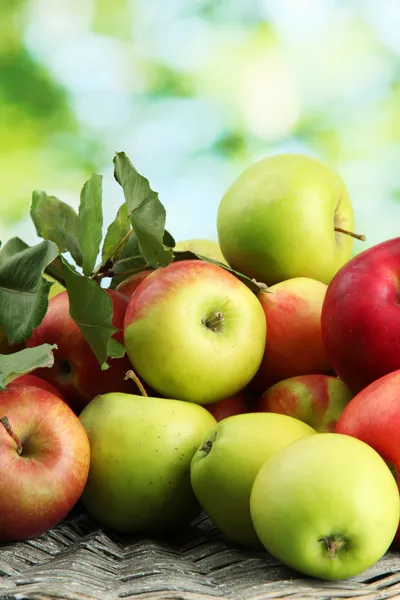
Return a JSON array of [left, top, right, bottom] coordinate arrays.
[[250, 433, 399, 580], [206, 393, 249, 422], [123, 260, 266, 404], [174, 238, 227, 264], [258, 374, 353, 432], [190, 412, 315, 548], [0, 382, 90, 542], [115, 269, 153, 298], [336, 369, 400, 544], [12, 374, 64, 400], [250, 277, 332, 393], [79, 391, 216, 534], [44, 273, 66, 299], [25, 289, 134, 414], [322, 237, 400, 394], [217, 153, 363, 286]]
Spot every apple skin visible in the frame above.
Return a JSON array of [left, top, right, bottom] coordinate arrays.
[[217, 153, 354, 286], [250, 277, 332, 392], [115, 269, 153, 298], [123, 260, 266, 405], [336, 369, 400, 544], [26, 289, 135, 414], [321, 237, 400, 395], [258, 374, 353, 432], [12, 374, 64, 400], [79, 392, 216, 534], [190, 412, 316, 548], [0, 383, 90, 542], [250, 433, 399, 580], [206, 393, 249, 422]]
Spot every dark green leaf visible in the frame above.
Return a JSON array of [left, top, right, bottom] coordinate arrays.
[[163, 230, 175, 248], [61, 257, 118, 368], [0, 344, 57, 390], [79, 173, 103, 276], [0, 237, 29, 262], [0, 240, 59, 344], [45, 256, 67, 286], [101, 203, 131, 265], [113, 152, 173, 269], [172, 250, 267, 294], [31, 190, 83, 266]]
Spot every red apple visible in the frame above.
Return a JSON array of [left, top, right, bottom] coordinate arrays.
[[322, 237, 400, 395], [26, 289, 135, 414], [206, 394, 249, 422], [258, 374, 353, 432], [115, 269, 153, 298], [336, 369, 400, 542], [250, 277, 332, 393], [0, 383, 90, 542], [12, 374, 64, 400]]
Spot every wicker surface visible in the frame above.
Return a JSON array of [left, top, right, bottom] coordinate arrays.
[[1, 508, 400, 600]]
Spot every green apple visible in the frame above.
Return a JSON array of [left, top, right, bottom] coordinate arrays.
[[217, 153, 362, 286], [190, 412, 316, 548], [79, 392, 216, 534], [174, 238, 227, 265], [123, 259, 266, 404], [250, 433, 399, 580]]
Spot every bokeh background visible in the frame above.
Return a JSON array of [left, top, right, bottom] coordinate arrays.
[[2, 0, 400, 255]]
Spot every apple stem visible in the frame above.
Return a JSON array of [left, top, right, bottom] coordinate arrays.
[[334, 227, 366, 242], [124, 369, 148, 397], [0, 416, 23, 455], [318, 534, 346, 559], [203, 311, 224, 332]]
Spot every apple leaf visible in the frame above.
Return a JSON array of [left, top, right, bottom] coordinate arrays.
[[0, 237, 29, 261], [172, 250, 267, 294], [0, 344, 57, 391], [31, 191, 83, 267], [61, 257, 119, 369], [78, 173, 104, 276], [113, 152, 173, 269], [0, 240, 59, 344], [101, 203, 131, 266], [45, 256, 67, 286], [163, 230, 176, 248]]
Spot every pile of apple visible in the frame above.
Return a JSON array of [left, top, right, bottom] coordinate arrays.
[[2, 153, 400, 584]]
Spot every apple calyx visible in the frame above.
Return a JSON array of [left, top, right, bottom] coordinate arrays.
[[334, 226, 366, 242], [0, 416, 23, 455], [202, 311, 224, 333], [124, 369, 148, 397], [199, 439, 213, 455], [318, 533, 347, 559]]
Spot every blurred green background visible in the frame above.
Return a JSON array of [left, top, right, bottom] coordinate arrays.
[[1, 0, 400, 254]]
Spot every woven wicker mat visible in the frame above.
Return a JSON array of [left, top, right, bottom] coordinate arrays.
[[1, 507, 400, 600]]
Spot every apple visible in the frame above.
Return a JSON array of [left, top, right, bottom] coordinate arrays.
[[79, 391, 216, 534], [322, 236, 400, 395], [206, 393, 249, 422], [258, 374, 353, 432], [190, 412, 315, 548], [174, 238, 227, 264], [12, 373, 64, 400], [26, 289, 135, 414], [250, 277, 332, 392], [250, 433, 399, 580], [0, 382, 90, 542], [123, 260, 266, 404], [217, 153, 362, 286], [44, 273, 66, 299], [115, 269, 153, 298], [336, 369, 400, 543]]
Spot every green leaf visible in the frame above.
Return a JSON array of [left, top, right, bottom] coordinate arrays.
[[45, 256, 67, 286], [79, 173, 103, 276], [61, 257, 119, 368], [113, 152, 173, 269], [101, 203, 131, 265], [163, 230, 175, 248], [172, 250, 267, 294], [0, 344, 57, 391], [0, 240, 59, 344], [31, 190, 83, 266], [0, 237, 29, 262], [107, 337, 126, 359]]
